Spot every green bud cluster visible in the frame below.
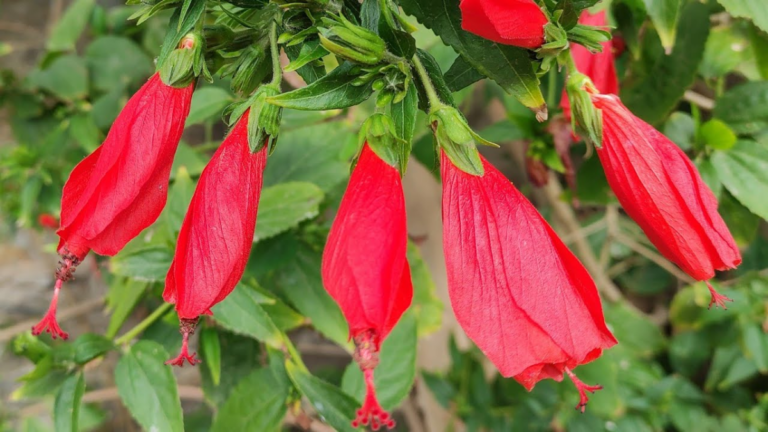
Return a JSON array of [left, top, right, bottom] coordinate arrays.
[[319, 15, 386, 65]]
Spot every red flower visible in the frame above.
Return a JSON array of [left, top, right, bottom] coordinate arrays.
[[38, 213, 59, 230], [163, 112, 268, 366], [460, 0, 548, 49], [561, 10, 619, 119], [33, 73, 194, 340], [441, 151, 617, 411], [322, 144, 412, 430], [593, 94, 741, 308]]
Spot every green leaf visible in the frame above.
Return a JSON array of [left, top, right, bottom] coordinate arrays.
[[699, 119, 737, 151], [663, 112, 695, 151], [72, 334, 113, 364], [444, 55, 484, 93], [669, 331, 711, 377], [284, 43, 327, 84], [186, 87, 233, 126], [642, 0, 682, 52], [714, 81, 768, 134], [388, 82, 419, 144], [743, 324, 768, 372], [211, 284, 283, 348], [284, 40, 329, 72], [696, 158, 722, 198], [211, 367, 289, 432], [711, 140, 768, 221], [106, 278, 148, 338], [268, 63, 373, 110], [115, 341, 183, 432], [271, 243, 350, 348], [700, 27, 750, 79], [399, 0, 544, 111], [111, 246, 173, 282], [717, 0, 768, 34], [255, 182, 324, 241], [200, 327, 222, 386], [341, 312, 417, 410], [54, 372, 85, 432], [47, 0, 96, 52], [200, 331, 261, 405], [27, 55, 89, 100], [407, 242, 443, 336], [163, 166, 195, 236], [620, 2, 709, 124], [264, 121, 351, 192], [68, 113, 101, 153], [12, 356, 69, 400], [285, 361, 358, 432], [719, 190, 760, 246], [604, 302, 666, 357], [85, 36, 153, 92], [705, 344, 758, 390]]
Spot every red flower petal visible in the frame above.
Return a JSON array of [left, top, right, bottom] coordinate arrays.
[[460, 0, 547, 49], [322, 144, 412, 343], [164, 112, 267, 320], [441, 151, 616, 390], [593, 94, 741, 284]]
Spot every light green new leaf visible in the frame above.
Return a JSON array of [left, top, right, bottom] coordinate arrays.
[[115, 341, 183, 432]]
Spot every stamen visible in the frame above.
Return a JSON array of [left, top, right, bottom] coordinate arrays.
[[351, 331, 395, 430], [32, 254, 79, 340], [165, 318, 201, 367], [565, 367, 602, 413], [706, 281, 732, 310]]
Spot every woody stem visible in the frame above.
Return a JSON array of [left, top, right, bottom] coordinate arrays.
[[411, 54, 444, 112], [269, 21, 282, 87], [115, 302, 173, 346]]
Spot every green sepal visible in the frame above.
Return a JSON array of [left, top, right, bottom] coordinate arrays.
[[566, 72, 603, 148], [358, 113, 410, 175], [159, 33, 204, 88], [568, 24, 612, 53], [245, 85, 283, 154], [538, 23, 569, 57], [429, 106, 496, 177]]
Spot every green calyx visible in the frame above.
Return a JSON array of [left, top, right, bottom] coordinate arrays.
[[319, 14, 386, 65], [359, 113, 409, 176], [566, 72, 603, 148], [568, 25, 612, 54], [429, 106, 497, 177], [246, 85, 283, 153], [159, 33, 209, 88]]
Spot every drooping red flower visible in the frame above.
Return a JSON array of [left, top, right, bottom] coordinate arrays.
[[592, 94, 742, 308], [163, 112, 268, 366], [460, 0, 548, 49], [561, 10, 619, 119], [441, 151, 617, 411], [33, 72, 194, 340], [38, 214, 59, 230], [322, 144, 412, 430]]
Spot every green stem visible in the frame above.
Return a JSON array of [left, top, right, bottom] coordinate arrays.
[[411, 54, 444, 112], [269, 22, 282, 87], [547, 66, 557, 108], [563, 49, 578, 76], [115, 303, 173, 346], [282, 335, 309, 373]]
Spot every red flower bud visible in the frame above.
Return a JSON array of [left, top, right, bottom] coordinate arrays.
[[163, 112, 268, 366], [592, 94, 741, 309], [561, 11, 619, 120], [322, 144, 412, 429], [459, 0, 548, 49], [38, 213, 59, 230], [441, 151, 617, 411], [33, 73, 193, 340]]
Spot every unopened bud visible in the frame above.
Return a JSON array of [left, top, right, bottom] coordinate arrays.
[[566, 72, 603, 148], [319, 15, 386, 65]]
